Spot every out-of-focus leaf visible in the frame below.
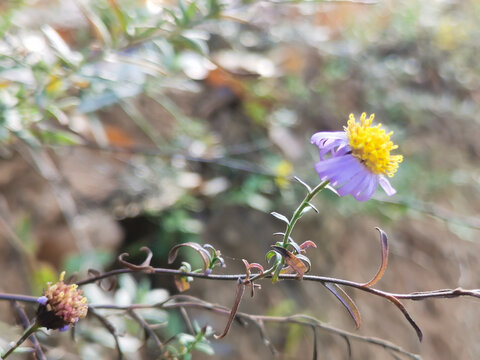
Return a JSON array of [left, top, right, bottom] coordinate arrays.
[[362, 227, 389, 287], [271, 246, 307, 279], [32, 263, 58, 295], [271, 212, 290, 225], [174, 275, 191, 292], [37, 129, 83, 145], [168, 242, 211, 273], [194, 341, 214, 355], [324, 283, 361, 329], [41, 25, 81, 66]]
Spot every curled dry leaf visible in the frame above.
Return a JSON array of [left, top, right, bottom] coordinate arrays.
[[88, 269, 117, 291], [362, 227, 389, 287], [168, 242, 212, 273], [299, 240, 317, 254], [324, 283, 361, 329], [271, 246, 307, 279], [242, 259, 264, 282], [242, 259, 264, 297], [118, 246, 155, 273], [214, 278, 245, 339]]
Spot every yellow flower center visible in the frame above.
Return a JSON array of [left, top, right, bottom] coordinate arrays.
[[345, 113, 403, 177]]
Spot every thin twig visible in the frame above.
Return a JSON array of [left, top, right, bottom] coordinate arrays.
[[11, 301, 46, 360], [127, 309, 164, 350], [96, 298, 420, 359], [88, 307, 123, 360]]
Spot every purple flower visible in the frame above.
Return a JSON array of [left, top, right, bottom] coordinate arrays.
[[311, 113, 403, 201]]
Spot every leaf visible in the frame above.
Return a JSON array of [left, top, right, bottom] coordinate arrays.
[[362, 227, 389, 287], [41, 25, 80, 66], [305, 202, 319, 213], [385, 295, 423, 342], [324, 283, 361, 329], [37, 129, 83, 146], [300, 206, 314, 217], [299, 240, 317, 253], [214, 278, 245, 339], [118, 246, 154, 273], [294, 176, 312, 193], [194, 341, 215, 355], [271, 246, 307, 279], [174, 275, 191, 292], [168, 242, 212, 273], [242, 259, 264, 282], [266, 250, 279, 264], [285, 240, 302, 254], [295, 254, 311, 273], [270, 212, 290, 225]]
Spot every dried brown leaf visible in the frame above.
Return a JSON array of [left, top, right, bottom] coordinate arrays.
[[362, 228, 389, 287], [168, 242, 211, 273], [271, 246, 307, 279], [118, 246, 154, 273], [324, 283, 361, 329], [214, 278, 245, 339]]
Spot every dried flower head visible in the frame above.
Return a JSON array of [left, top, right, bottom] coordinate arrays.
[[36, 272, 88, 331], [311, 113, 403, 201]]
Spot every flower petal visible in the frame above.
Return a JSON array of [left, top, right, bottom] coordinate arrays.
[[311, 132, 347, 146], [354, 173, 378, 201], [314, 155, 363, 186], [337, 170, 369, 196], [338, 170, 368, 196], [379, 176, 396, 196]]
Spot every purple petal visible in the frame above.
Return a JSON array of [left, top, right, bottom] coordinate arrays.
[[337, 170, 369, 196], [314, 155, 357, 185], [379, 176, 396, 196], [351, 171, 374, 197], [59, 325, 70, 332], [315, 155, 365, 186], [354, 173, 378, 201], [36, 296, 48, 305], [311, 132, 347, 146]]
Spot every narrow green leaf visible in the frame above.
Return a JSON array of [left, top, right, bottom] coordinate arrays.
[[271, 212, 290, 225]]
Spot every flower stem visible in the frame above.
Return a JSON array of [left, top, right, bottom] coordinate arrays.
[[247, 180, 329, 284], [282, 180, 329, 247], [2, 321, 40, 359]]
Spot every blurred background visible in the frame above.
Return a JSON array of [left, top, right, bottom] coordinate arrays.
[[1, 0, 480, 358]]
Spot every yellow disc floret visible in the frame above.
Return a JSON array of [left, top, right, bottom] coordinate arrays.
[[345, 113, 403, 177]]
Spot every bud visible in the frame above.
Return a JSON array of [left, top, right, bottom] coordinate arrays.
[[36, 272, 88, 330]]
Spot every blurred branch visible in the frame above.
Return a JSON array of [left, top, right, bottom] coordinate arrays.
[[11, 301, 46, 360], [53, 142, 278, 177], [89, 296, 421, 360], [88, 307, 123, 360], [381, 198, 480, 230]]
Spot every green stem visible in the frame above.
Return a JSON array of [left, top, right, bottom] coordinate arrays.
[[247, 180, 329, 284], [282, 180, 329, 247], [2, 321, 40, 359]]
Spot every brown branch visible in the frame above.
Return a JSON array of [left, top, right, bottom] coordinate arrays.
[[127, 309, 164, 350], [90, 298, 421, 360]]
